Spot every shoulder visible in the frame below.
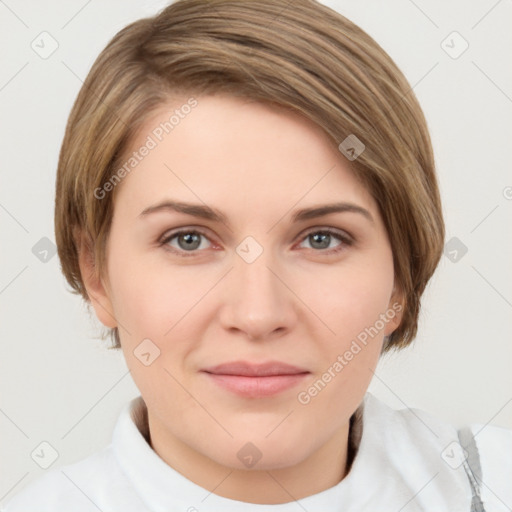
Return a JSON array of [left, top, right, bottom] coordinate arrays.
[[467, 421, 512, 461], [362, 393, 512, 511], [1, 445, 144, 512], [464, 422, 512, 511]]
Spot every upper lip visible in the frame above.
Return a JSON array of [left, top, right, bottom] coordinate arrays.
[[202, 361, 310, 377]]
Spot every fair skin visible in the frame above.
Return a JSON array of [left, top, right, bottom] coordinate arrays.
[[79, 94, 401, 504]]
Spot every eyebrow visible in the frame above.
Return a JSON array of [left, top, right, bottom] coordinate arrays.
[[139, 200, 374, 225], [291, 203, 373, 223], [139, 200, 229, 224]]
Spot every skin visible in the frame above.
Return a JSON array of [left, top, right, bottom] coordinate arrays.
[[79, 94, 402, 504]]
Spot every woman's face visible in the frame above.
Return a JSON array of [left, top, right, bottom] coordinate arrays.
[[84, 94, 401, 476]]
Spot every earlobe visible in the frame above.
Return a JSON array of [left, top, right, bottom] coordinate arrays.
[[77, 233, 118, 329], [384, 286, 404, 336]]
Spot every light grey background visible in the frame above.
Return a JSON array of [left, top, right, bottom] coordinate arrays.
[[1, 0, 511, 503]]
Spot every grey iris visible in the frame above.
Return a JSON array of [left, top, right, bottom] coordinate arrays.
[[310, 233, 330, 249], [178, 233, 201, 251]]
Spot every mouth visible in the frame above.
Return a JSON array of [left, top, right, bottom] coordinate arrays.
[[201, 360, 310, 398]]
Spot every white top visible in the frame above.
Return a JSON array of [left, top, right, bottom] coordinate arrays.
[[3, 393, 511, 511]]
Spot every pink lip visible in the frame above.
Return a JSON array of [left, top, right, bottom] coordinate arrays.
[[201, 361, 310, 398]]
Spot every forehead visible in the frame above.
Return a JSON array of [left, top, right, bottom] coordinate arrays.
[[112, 94, 376, 221]]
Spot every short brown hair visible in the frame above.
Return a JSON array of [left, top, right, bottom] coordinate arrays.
[[55, 0, 444, 351]]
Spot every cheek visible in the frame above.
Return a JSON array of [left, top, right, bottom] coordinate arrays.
[[298, 253, 394, 410], [105, 242, 183, 338], [295, 265, 392, 420], [106, 242, 221, 347], [105, 250, 207, 398], [309, 257, 395, 343]]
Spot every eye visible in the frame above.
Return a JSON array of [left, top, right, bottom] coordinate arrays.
[[297, 228, 352, 254], [160, 229, 213, 256]]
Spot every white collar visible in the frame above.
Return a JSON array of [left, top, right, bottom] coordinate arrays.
[[111, 393, 471, 511]]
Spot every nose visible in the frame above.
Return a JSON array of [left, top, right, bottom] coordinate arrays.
[[219, 249, 297, 341]]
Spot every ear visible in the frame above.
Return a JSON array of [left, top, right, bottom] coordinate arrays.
[[383, 283, 404, 336], [77, 232, 117, 329]]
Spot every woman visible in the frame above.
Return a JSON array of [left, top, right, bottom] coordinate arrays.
[[4, 0, 510, 510]]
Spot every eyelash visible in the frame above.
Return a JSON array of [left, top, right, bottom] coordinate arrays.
[[159, 227, 353, 258]]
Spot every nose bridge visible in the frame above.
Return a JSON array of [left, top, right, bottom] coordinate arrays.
[[220, 241, 295, 339], [237, 249, 280, 303]]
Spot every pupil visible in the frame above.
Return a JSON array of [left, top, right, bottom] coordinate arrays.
[[311, 233, 330, 249], [179, 233, 200, 250]]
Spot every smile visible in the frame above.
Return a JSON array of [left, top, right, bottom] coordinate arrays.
[[201, 360, 311, 398]]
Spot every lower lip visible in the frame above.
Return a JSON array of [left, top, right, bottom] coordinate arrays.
[[203, 372, 310, 398]]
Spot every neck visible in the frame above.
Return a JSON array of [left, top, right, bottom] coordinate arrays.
[[147, 413, 351, 504]]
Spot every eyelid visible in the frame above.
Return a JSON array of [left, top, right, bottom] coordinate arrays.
[[298, 226, 353, 243], [159, 225, 354, 257], [159, 226, 213, 245], [159, 227, 217, 257]]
